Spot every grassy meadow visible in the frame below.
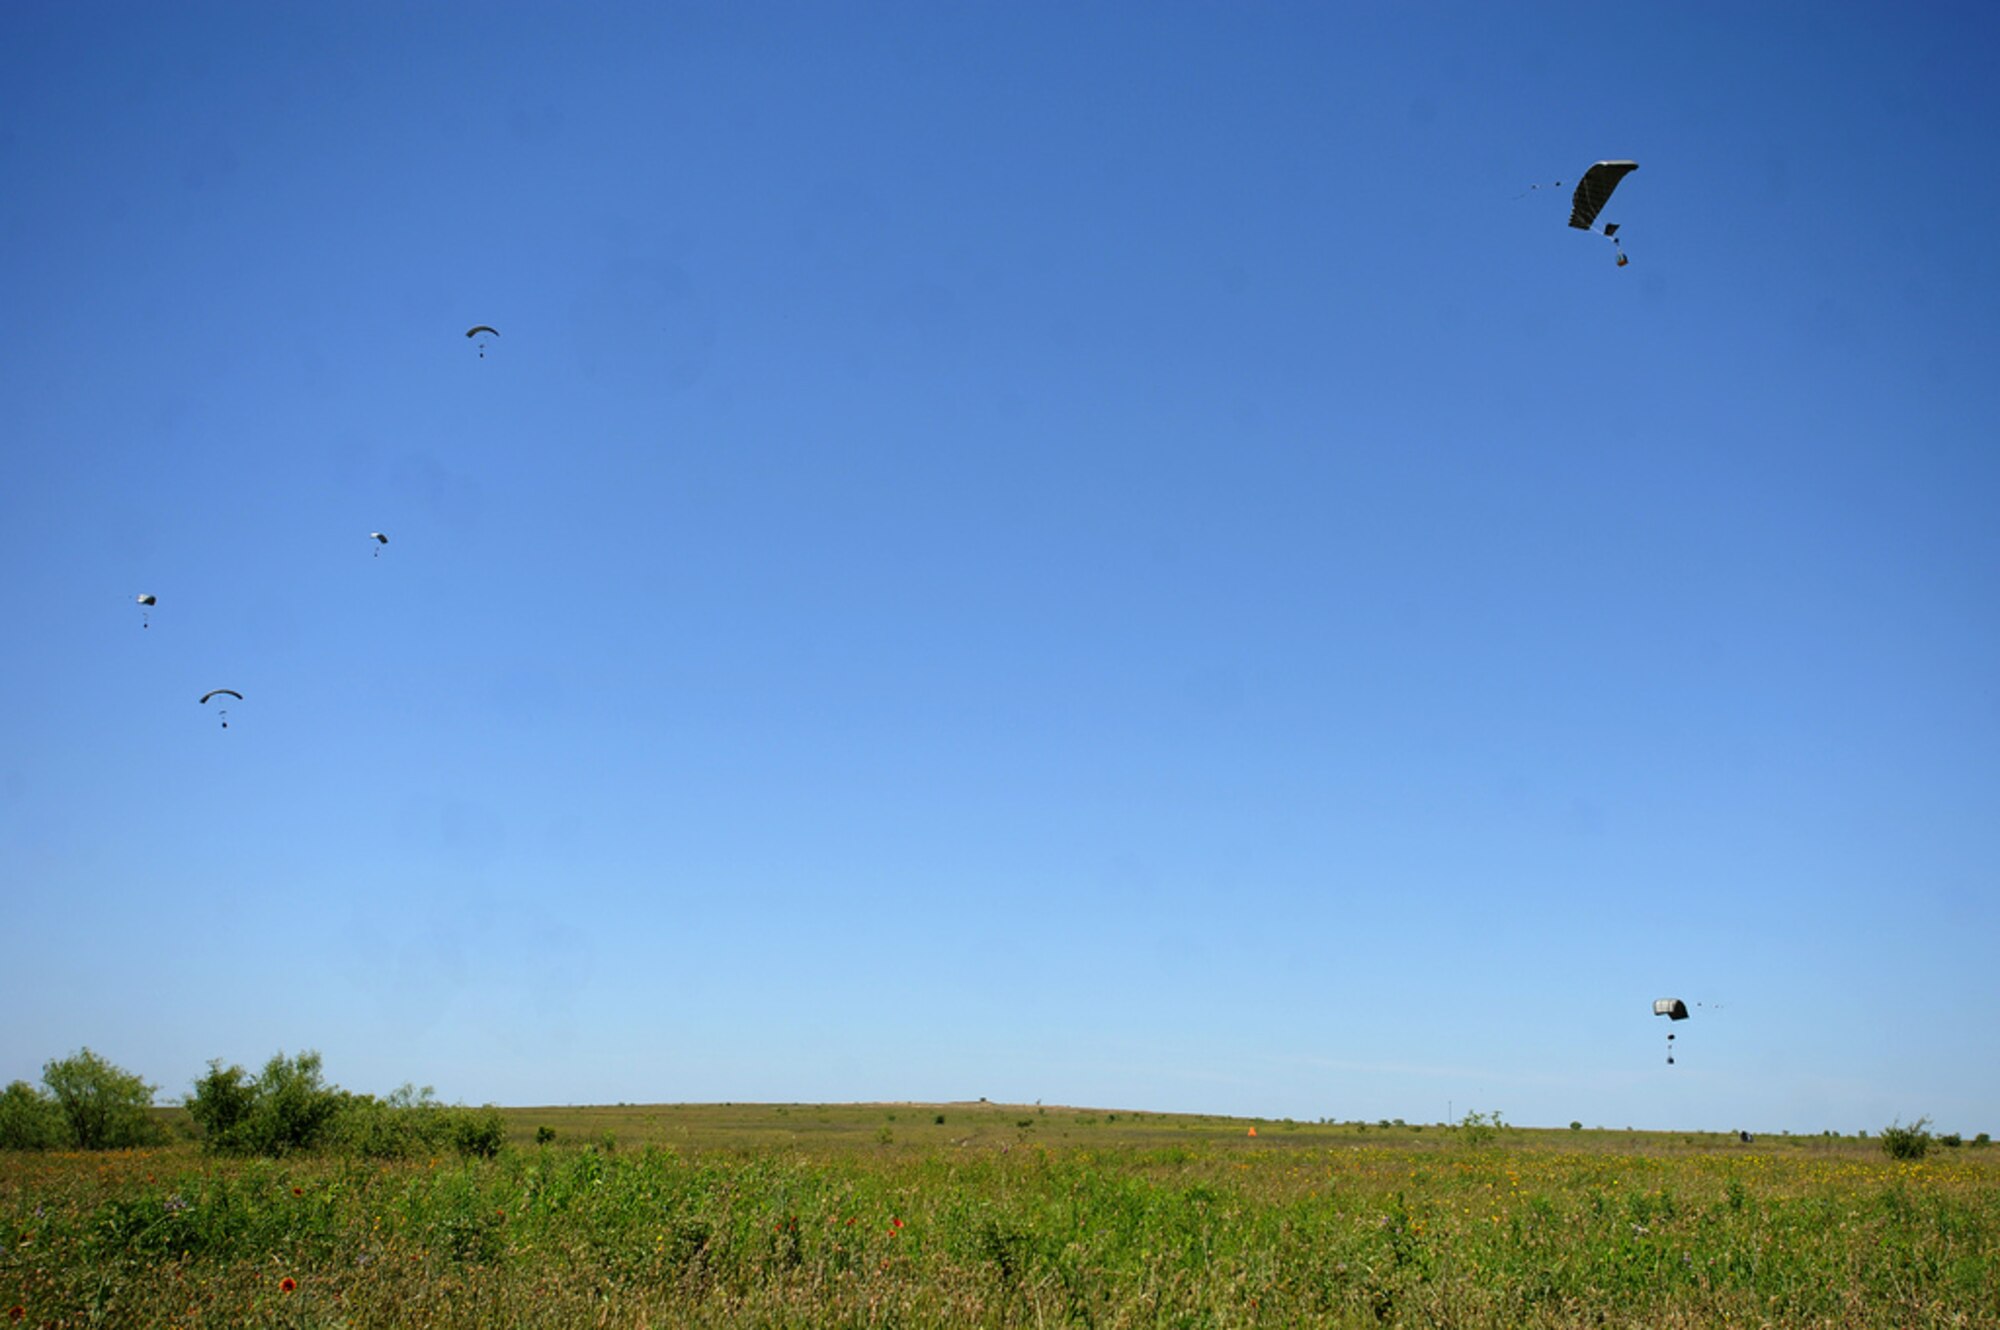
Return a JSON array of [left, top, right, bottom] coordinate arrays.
[[4, 1102, 1996, 1327]]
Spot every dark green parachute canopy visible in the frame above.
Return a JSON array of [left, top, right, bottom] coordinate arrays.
[[1570, 161, 1638, 231], [199, 689, 243, 705], [1653, 998, 1689, 1021], [465, 326, 499, 339]]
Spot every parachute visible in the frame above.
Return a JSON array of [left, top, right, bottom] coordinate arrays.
[[135, 593, 156, 628], [369, 531, 388, 558], [1654, 997, 1688, 1064], [1570, 161, 1637, 265], [200, 689, 243, 729], [466, 326, 498, 359], [1569, 162, 1637, 231]]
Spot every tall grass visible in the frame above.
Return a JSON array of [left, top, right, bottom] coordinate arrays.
[[4, 1113, 1996, 1327]]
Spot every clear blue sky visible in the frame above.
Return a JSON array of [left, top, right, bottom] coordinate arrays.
[[5, 1, 1996, 1136]]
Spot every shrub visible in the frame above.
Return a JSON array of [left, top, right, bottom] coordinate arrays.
[[190, 1051, 346, 1156], [335, 1084, 447, 1159], [450, 1106, 507, 1158], [249, 1051, 344, 1154], [1569, 1121, 1583, 1131], [1456, 1109, 1506, 1148], [0, 1080, 65, 1150], [535, 1125, 557, 1145], [41, 1049, 164, 1149], [1939, 1133, 1962, 1149], [1880, 1118, 1932, 1161], [187, 1060, 257, 1146], [1974, 1133, 1991, 1148]]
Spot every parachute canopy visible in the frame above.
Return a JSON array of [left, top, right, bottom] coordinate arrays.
[[136, 594, 157, 607], [199, 689, 243, 705], [465, 326, 499, 339], [1653, 998, 1689, 1021], [1570, 161, 1638, 231], [370, 532, 388, 544]]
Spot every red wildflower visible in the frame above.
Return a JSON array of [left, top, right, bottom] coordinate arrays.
[[279, 1277, 297, 1294], [8, 1306, 24, 1323], [291, 1187, 303, 1197]]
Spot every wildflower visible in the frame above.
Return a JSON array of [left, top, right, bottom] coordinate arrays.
[[279, 1278, 297, 1294], [890, 1216, 904, 1233], [8, 1306, 24, 1323], [292, 1187, 303, 1197]]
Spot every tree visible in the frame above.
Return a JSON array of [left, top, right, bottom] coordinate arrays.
[[0, 1080, 65, 1150], [1456, 1108, 1506, 1148], [1880, 1117, 1933, 1161], [187, 1060, 258, 1150], [247, 1050, 344, 1154], [40, 1049, 163, 1149], [190, 1051, 347, 1156]]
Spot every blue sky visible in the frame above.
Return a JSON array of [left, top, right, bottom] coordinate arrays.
[[4, 1, 1996, 1135]]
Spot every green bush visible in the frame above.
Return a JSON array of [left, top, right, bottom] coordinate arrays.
[[535, 1124, 557, 1145], [449, 1106, 506, 1159], [0, 1080, 66, 1150], [41, 1049, 164, 1149], [250, 1051, 344, 1153], [335, 1084, 449, 1159], [190, 1051, 346, 1156], [1456, 1109, 1506, 1148], [186, 1060, 257, 1146], [192, 1060, 504, 1160], [1880, 1117, 1933, 1161]]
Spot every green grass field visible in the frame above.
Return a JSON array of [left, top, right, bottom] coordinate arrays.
[[5, 1103, 1996, 1327]]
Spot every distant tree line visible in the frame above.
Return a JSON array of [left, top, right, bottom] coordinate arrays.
[[2, 1047, 503, 1159]]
